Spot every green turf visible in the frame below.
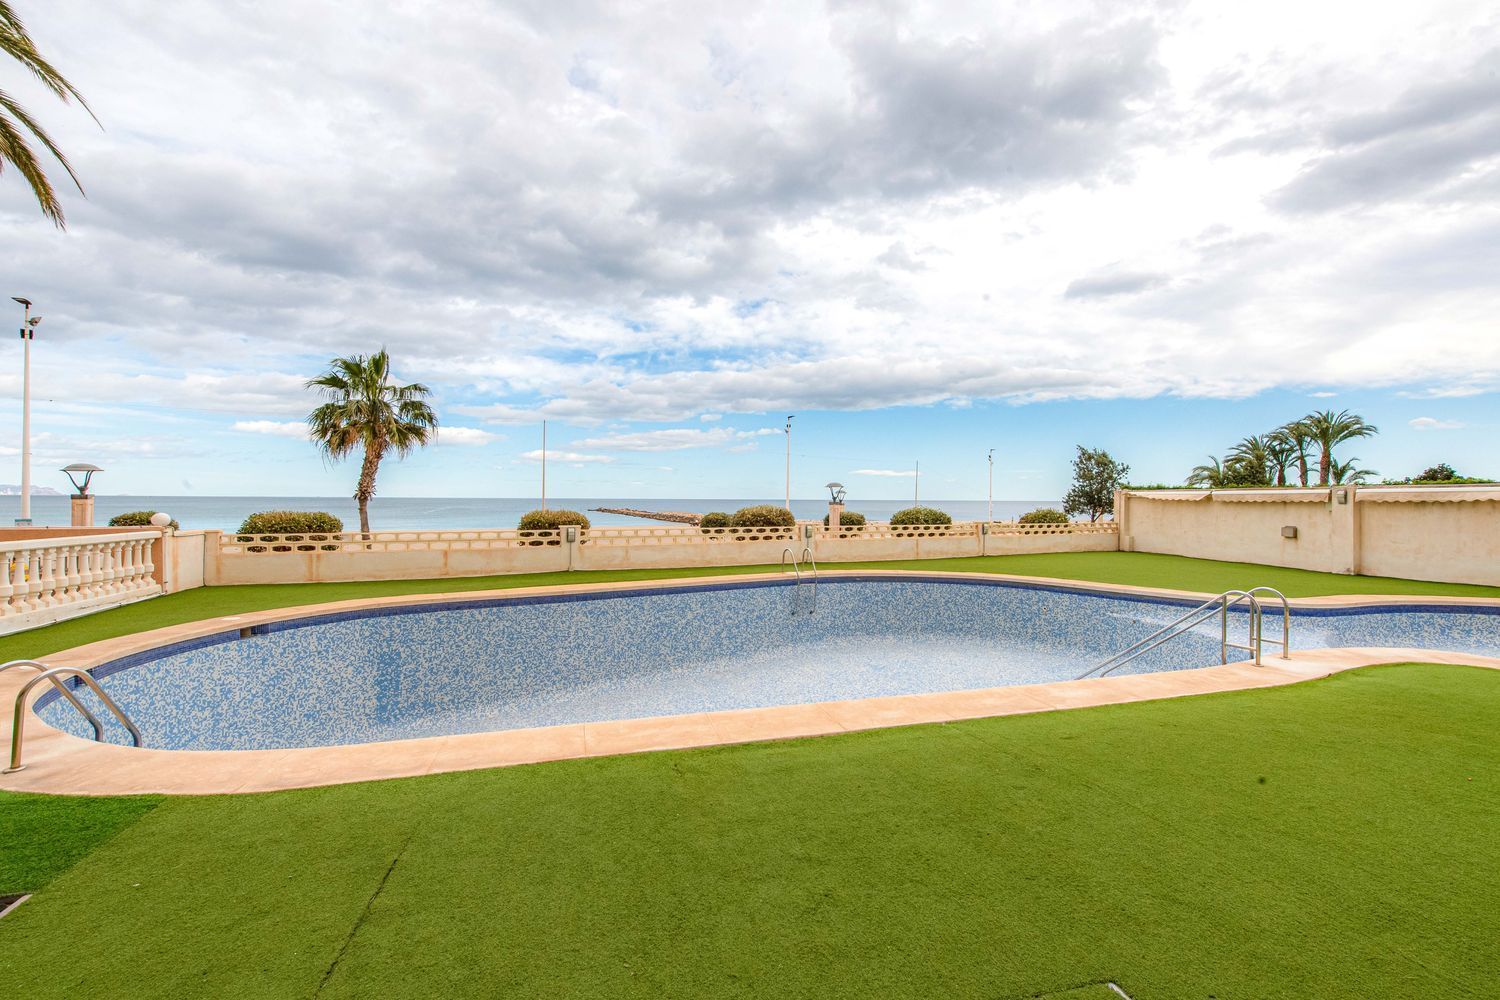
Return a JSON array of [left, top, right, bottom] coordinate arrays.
[[2, 551, 1495, 665], [0, 792, 160, 892], [2, 663, 1497, 998]]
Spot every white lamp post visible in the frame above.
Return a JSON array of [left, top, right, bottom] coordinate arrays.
[[784, 415, 794, 510], [987, 448, 994, 523], [12, 297, 40, 526]]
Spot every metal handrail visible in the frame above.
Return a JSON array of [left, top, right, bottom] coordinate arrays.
[[1078, 590, 1263, 680], [1, 659, 105, 741], [800, 546, 818, 614], [6, 666, 143, 773], [780, 547, 802, 583], [1246, 587, 1292, 659]]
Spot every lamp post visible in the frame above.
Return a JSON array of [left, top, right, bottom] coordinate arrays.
[[784, 415, 794, 510], [11, 297, 40, 525], [987, 448, 995, 523], [61, 462, 102, 527]]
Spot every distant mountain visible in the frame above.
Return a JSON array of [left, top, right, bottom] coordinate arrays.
[[0, 485, 64, 496]]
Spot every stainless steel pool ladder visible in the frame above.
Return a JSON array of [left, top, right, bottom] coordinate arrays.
[[1076, 587, 1291, 681], [780, 546, 818, 615], [2, 660, 142, 773]]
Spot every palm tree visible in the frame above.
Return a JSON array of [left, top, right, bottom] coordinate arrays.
[[307, 349, 438, 535], [1329, 457, 1377, 485], [1303, 410, 1379, 486], [1277, 420, 1314, 486], [1, 3, 95, 226], [1226, 436, 1273, 486], [1186, 457, 1227, 488], [1263, 430, 1297, 487]]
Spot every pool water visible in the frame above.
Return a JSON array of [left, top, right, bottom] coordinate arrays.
[[39, 579, 1500, 751]]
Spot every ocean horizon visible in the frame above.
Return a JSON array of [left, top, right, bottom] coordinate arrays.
[[0, 495, 1064, 532]]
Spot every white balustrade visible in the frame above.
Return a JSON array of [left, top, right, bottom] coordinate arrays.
[[0, 532, 163, 635]]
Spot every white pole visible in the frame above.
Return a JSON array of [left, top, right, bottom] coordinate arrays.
[[987, 448, 994, 523], [784, 415, 794, 510], [541, 419, 547, 511], [19, 302, 32, 525]]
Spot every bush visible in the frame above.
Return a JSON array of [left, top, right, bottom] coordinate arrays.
[[699, 511, 731, 529], [237, 511, 343, 535], [1415, 463, 1459, 482], [517, 509, 591, 531], [109, 510, 179, 530], [823, 510, 866, 527], [890, 506, 952, 526], [729, 505, 796, 528], [1018, 508, 1069, 524]]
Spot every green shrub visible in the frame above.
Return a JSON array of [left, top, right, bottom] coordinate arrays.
[[237, 511, 343, 535], [517, 509, 591, 531], [1415, 463, 1459, 482], [108, 510, 180, 530], [729, 505, 796, 528], [823, 510, 866, 527], [889, 506, 952, 526], [1018, 508, 1069, 525], [699, 511, 731, 530]]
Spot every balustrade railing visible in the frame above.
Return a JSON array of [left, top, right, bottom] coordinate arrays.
[[0, 531, 162, 634]]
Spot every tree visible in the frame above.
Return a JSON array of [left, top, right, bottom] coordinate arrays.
[[1063, 446, 1129, 522], [1329, 457, 1376, 484], [1226, 436, 1274, 486], [1263, 430, 1298, 487], [1302, 409, 1378, 486], [1276, 420, 1314, 486], [1186, 457, 1228, 488], [307, 349, 438, 535], [1, 4, 95, 225], [1415, 463, 1458, 482]]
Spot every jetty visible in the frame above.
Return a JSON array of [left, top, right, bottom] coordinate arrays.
[[590, 507, 702, 525]]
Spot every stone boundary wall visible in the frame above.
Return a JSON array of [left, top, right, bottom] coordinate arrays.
[[1115, 485, 1500, 586]]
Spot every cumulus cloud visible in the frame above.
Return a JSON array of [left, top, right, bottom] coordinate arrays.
[[232, 420, 308, 438], [1064, 270, 1169, 300], [435, 427, 502, 447], [1408, 417, 1465, 431], [518, 450, 612, 464]]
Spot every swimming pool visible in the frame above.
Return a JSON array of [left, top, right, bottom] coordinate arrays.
[[38, 577, 1500, 751]]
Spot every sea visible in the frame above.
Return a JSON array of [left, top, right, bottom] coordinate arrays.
[[0, 496, 1061, 532]]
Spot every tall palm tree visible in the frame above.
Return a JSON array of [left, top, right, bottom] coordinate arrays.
[[307, 349, 438, 535], [1303, 410, 1379, 486], [1277, 420, 1314, 486], [1, 3, 95, 226], [1186, 457, 1227, 488]]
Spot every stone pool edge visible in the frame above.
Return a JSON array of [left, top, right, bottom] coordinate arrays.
[[4, 570, 1499, 796]]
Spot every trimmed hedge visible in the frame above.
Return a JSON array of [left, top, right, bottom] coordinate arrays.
[[237, 511, 343, 535], [699, 511, 731, 530], [889, 506, 952, 526], [729, 505, 796, 528], [108, 510, 180, 531], [1018, 508, 1070, 525], [517, 509, 591, 531], [823, 510, 866, 527]]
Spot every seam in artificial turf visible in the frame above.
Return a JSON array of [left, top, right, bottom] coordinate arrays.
[[316, 829, 416, 995]]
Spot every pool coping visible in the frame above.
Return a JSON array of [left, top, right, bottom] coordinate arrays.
[[4, 569, 1500, 796]]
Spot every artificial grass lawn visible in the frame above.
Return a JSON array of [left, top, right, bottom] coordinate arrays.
[[2, 663, 1497, 998], [3, 551, 1496, 665]]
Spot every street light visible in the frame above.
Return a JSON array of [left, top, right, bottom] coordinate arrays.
[[784, 415, 795, 510], [987, 448, 995, 523], [11, 297, 40, 525], [62, 462, 102, 528]]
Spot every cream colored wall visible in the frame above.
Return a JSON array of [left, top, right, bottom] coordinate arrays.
[[983, 531, 1119, 556], [206, 535, 571, 585], [164, 530, 207, 593], [1358, 501, 1500, 586], [1119, 488, 1500, 586]]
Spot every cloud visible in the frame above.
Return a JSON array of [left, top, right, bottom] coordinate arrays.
[[569, 427, 778, 451], [1064, 270, 1170, 300], [517, 450, 612, 464], [1408, 417, 1465, 431], [853, 468, 917, 477], [232, 420, 308, 438], [435, 427, 502, 446], [699, 413, 722, 422]]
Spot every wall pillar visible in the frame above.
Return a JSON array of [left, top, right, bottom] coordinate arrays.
[[827, 502, 844, 529], [70, 494, 95, 527], [1328, 484, 1359, 575]]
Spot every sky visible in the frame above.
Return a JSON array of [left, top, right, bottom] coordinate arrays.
[[0, 0, 1496, 501]]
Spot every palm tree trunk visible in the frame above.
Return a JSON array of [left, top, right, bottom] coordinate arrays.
[[1318, 448, 1331, 487], [354, 444, 384, 536], [1297, 452, 1308, 486]]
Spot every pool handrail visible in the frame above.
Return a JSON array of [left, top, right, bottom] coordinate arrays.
[[6, 666, 143, 774], [1245, 587, 1292, 659], [0, 659, 105, 742], [800, 546, 818, 614], [1078, 589, 1266, 680]]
